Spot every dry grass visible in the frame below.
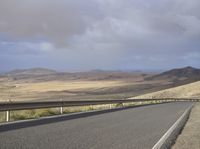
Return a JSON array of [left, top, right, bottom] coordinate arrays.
[[0, 80, 129, 101], [0, 104, 124, 123], [0, 101, 159, 123], [130, 81, 200, 99], [0, 78, 169, 102], [19, 80, 128, 91]]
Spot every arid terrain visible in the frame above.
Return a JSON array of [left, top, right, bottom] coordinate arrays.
[[1, 66, 200, 102], [130, 81, 200, 99], [0, 69, 154, 101]]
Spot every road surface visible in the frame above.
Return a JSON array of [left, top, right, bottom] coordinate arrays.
[[0, 102, 192, 149]]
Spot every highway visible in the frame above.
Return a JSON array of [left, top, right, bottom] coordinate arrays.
[[0, 102, 192, 149]]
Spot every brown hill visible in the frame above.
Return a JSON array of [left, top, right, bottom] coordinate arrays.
[[130, 81, 200, 99], [146, 66, 200, 83]]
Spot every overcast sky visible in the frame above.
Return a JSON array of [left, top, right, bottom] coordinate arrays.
[[0, 0, 200, 72]]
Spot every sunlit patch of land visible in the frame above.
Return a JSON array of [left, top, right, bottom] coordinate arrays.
[[0, 77, 172, 102], [130, 81, 200, 99], [17, 80, 129, 92], [0, 69, 161, 102]]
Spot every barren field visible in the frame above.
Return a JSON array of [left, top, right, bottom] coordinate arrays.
[[1, 67, 200, 102], [130, 81, 200, 99], [0, 80, 127, 101], [0, 78, 169, 102], [0, 69, 168, 102]]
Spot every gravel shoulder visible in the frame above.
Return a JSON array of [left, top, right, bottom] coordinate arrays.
[[172, 103, 200, 149]]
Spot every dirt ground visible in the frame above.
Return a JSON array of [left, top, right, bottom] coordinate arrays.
[[172, 103, 200, 149], [130, 81, 200, 99]]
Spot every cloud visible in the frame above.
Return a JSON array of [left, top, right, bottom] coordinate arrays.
[[0, 0, 102, 47], [0, 0, 200, 71], [0, 40, 55, 55]]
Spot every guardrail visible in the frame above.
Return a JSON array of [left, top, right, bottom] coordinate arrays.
[[0, 98, 199, 122]]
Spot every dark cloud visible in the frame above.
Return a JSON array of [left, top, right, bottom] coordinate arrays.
[[0, 0, 102, 47], [0, 0, 200, 71]]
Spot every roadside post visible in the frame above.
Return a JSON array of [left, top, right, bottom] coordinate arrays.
[[60, 99, 63, 114]]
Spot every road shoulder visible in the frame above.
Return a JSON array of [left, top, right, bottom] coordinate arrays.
[[172, 103, 200, 149]]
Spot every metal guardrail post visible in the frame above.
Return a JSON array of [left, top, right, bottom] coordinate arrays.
[[60, 99, 63, 114], [60, 106, 63, 114], [109, 104, 112, 109], [6, 110, 10, 122]]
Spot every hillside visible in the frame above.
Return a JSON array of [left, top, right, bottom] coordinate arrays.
[[146, 66, 200, 83], [130, 81, 200, 99]]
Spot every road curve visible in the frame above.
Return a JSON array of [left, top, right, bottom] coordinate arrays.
[[0, 102, 192, 149]]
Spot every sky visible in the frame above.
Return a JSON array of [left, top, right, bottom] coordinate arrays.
[[0, 0, 200, 72]]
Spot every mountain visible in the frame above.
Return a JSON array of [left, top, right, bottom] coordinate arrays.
[[146, 66, 200, 82], [1, 68, 150, 83], [2, 68, 58, 81], [3, 66, 200, 84], [4, 68, 57, 76]]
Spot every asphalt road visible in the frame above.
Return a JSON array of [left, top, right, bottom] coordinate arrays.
[[0, 102, 192, 149]]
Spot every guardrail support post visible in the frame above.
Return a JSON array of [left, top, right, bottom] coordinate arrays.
[[60, 106, 63, 114], [60, 99, 63, 114], [109, 104, 112, 109], [6, 110, 10, 122]]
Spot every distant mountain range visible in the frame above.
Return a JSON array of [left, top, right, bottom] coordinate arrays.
[[1, 66, 200, 84], [1, 68, 147, 82], [4, 68, 57, 75]]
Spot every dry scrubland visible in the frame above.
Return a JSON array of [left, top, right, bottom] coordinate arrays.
[[130, 81, 200, 99], [0, 80, 128, 101], [2, 66, 199, 102], [0, 75, 169, 102]]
